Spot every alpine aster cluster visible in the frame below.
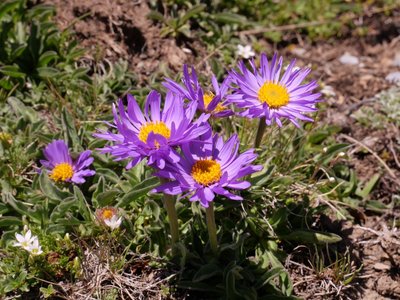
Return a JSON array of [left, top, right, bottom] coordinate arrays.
[[36, 53, 320, 214], [93, 53, 320, 207]]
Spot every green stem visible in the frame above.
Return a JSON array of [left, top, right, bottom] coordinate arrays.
[[254, 117, 266, 149], [160, 180, 179, 245], [205, 202, 218, 254]]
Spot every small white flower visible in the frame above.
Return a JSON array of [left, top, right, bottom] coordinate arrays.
[[323, 147, 328, 153], [27, 239, 43, 255], [104, 215, 122, 230], [338, 152, 346, 157], [237, 44, 255, 59], [13, 230, 35, 250], [328, 177, 335, 182]]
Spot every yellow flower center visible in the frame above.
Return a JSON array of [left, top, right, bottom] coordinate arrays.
[[203, 92, 225, 112], [102, 209, 114, 220], [191, 159, 222, 186], [50, 163, 74, 182], [138, 122, 171, 144], [258, 81, 290, 109]]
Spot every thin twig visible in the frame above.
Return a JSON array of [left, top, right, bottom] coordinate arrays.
[[195, 43, 226, 69], [340, 134, 400, 187], [239, 20, 328, 36], [389, 140, 400, 169]]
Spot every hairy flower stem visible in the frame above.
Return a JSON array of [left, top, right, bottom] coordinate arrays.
[[160, 179, 179, 246], [205, 202, 218, 254], [254, 117, 266, 148]]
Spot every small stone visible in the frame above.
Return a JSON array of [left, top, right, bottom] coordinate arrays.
[[321, 85, 336, 97], [290, 47, 306, 56], [385, 72, 400, 85], [392, 53, 400, 67], [373, 262, 391, 271], [339, 52, 359, 65]]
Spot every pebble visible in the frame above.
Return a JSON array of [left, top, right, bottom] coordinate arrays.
[[339, 52, 359, 65], [392, 53, 400, 67], [385, 72, 400, 85]]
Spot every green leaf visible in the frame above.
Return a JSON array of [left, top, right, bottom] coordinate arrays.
[[179, 4, 206, 25], [61, 107, 80, 150], [92, 176, 105, 196], [2, 192, 41, 223], [213, 12, 248, 25], [38, 50, 58, 66], [95, 168, 121, 184], [308, 131, 330, 144], [255, 267, 284, 289], [50, 196, 77, 222], [73, 186, 92, 221], [8, 97, 38, 122], [193, 263, 222, 282], [27, 21, 42, 62], [0, 65, 25, 78], [250, 165, 275, 187], [37, 67, 60, 78], [0, 216, 22, 227], [147, 11, 165, 23], [225, 264, 243, 299], [144, 200, 160, 221], [117, 177, 159, 207], [96, 189, 120, 207], [39, 172, 72, 201], [268, 208, 287, 229], [343, 170, 358, 196], [356, 173, 380, 199], [280, 230, 342, 244], [40, 284, 56, 298], [0, 0, 20, 20], [0, 202, 9, 214], [365, 200, 388, 213]]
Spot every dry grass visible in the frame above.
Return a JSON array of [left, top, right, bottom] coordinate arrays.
[[56, 241, 174, 300]]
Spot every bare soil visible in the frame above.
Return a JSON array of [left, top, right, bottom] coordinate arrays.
[[38, 0, 400, 298], [39, 0, 192, 84]]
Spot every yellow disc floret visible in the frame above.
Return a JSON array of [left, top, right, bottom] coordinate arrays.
[[191, 159, 222, 186], [138, 122, 171, 143], [258, 81, 290, 109], [102, 208, 114, 220], [50, 163, 74, 182], [203, 92, 225, 112]]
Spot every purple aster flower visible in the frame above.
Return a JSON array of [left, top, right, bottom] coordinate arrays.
[[163, 65, 234, 118], [229, 53, 321, 127], [152, 134, 262, 208], [94, 90, 211, 169], [40, 140, 95, 184]]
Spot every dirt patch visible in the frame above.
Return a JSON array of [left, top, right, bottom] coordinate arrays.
[[279, 13, 400, 201], [286, 215, 400, 299], [39, 0, 191, 84], [346, 217, 400, 300]]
